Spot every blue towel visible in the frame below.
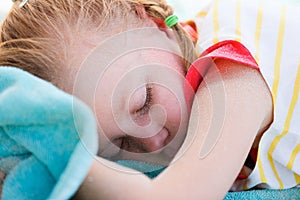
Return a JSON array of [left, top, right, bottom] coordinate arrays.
[[0, 66, 299, 199], [116, 160, 300, 199], [0, 67, 98, 200]]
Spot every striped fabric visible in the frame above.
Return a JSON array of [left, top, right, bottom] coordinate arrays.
[[193, 0, 300, 190]]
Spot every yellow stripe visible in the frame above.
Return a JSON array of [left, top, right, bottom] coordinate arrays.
[[287, 143, 300, 170], [267, 154, 284, 188], [257, 149, 267, 182], [197, 11, 208, 18], [271, 6, 286, 105], [286, 60, 300, 170], [213, 0, 219, 44], [267, 5, 287, 189], [253, 4, 267, 185], [254, 3, 263, 62], [269, 58, 300, 188], [295, 173, 300, 184], [235, 0, 241, 42]]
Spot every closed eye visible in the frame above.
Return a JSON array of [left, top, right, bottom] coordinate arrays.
[[135, 84, 153, 116]]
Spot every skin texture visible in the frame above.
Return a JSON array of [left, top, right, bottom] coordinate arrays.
[[70, 27, 190, 165], [73, 59, 273, 199], [0, 8, 272, 199]]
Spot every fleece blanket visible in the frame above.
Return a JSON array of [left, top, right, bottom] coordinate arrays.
[[0, 67, 98, 199], [0, 67, 299, 199]]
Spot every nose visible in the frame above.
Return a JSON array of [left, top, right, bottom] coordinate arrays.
[[133, 128, 169, 152]]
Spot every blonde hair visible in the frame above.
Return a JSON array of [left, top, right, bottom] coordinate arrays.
[[0, 0, 197, 86]]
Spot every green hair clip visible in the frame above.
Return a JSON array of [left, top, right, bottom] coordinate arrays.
[[164, 15, 179, 28]]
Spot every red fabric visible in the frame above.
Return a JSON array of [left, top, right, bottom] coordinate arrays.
[[180, 20, 198, 43], [184, 40, 259, 111]]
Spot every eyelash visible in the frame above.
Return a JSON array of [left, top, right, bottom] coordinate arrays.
[[110, 85, 153, 155], [136, 84, 153, 116]]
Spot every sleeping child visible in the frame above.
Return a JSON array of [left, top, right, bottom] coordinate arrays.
[[0, 0, 299, 199]]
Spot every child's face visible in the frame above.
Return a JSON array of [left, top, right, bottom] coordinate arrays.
[[72, 27, 190, 164]]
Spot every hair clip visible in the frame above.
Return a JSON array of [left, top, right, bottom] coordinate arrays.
[[164, 15, 179, 28], [12, 0, 29, 8]]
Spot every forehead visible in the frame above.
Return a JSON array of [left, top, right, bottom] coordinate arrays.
[[75, 28, 182, 81], [72, 27, 184, 106]]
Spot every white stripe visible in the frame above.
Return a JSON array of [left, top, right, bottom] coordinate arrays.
[[194, 0, 300, 189]]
